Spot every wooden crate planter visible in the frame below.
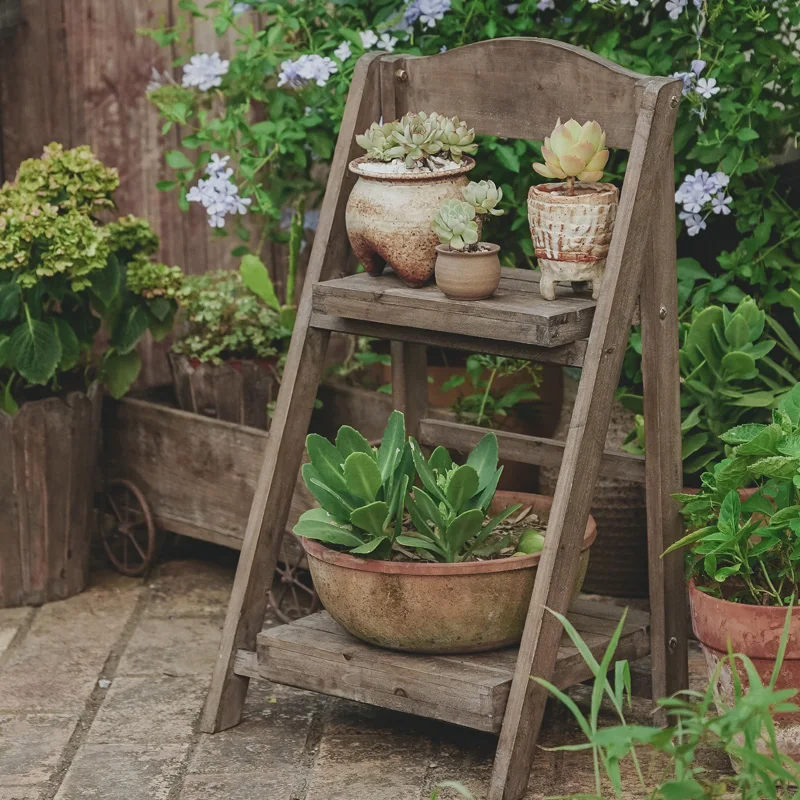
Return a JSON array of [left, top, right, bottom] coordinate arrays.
[[0, 385, 102, 607], [169, 353, 279, 430]]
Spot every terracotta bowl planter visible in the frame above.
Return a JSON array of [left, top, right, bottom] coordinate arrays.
[[345, 156, 475, 287], [301, 490, 597, 654], [690, 581, 800, 759], [434, 243, 501, 300], [527, 182, 618, 300]]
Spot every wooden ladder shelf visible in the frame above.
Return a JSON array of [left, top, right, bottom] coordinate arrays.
[[202, 39, 689, 800]]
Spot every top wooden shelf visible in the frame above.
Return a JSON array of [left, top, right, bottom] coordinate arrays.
[[312, 268, 597, 348]]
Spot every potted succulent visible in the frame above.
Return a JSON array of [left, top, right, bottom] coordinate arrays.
[[292, 411, 596, 653], [431, 179, 506, 300], [528, 118, 617, 301], [346, 111, 478, 287], [169, 253, 294, 429], [0, 143, 179, 607], [665, 382, 800, 758]]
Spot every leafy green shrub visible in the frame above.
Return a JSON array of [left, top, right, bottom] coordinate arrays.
[[0, 143, 180, 411], [536, 605, 800, 799], [667, 383, 800, 606]]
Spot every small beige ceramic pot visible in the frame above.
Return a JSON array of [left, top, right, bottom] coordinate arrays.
[[434, 243, 501, 301], [345, 157, 475, 288], [527, 181, 618, 300]]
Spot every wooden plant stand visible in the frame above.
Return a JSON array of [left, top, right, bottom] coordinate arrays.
[[202, 39, 688, 800]]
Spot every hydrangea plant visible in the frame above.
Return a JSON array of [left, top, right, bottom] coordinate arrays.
[[0, 144, 180, 412]]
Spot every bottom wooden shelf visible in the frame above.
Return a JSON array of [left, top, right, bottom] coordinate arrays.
[[239, 599, 650, 733]]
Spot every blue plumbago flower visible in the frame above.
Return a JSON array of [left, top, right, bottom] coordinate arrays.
[[278, 54, 338, 88], [538, 0, 555, 10], [359, 30, 379, 48], [665, 0, 687, 19], [334, 41, 352, 61], [672, 58, 706, 96], [675, 169, 732, 235], [230, 1, 252, 14], [506, 3, 521, 12], [187, 155, 252, 229], [377, 33, 398, 52], [182, 52, 230, 92], [403, 1, 422, 26], [404, 0, 451, 28], [695, 77, 720, 99]]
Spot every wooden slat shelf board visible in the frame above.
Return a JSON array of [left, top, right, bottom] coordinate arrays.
[[310, 313, 589, 368], [418, 419, 647, 484], [312, 268, 597, 348], [252, 599, 650, 734]]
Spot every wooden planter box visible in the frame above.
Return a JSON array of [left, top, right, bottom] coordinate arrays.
[[0, 385, 102, 607]]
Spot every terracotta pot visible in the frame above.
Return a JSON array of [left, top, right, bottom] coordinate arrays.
[[690, 581, 800, 759], [0, 385, 102, 607], [527, 182, 619, 300], [434, 243, 501, 300], [345, 157, 475, 287], [301, 490, 596, 654]]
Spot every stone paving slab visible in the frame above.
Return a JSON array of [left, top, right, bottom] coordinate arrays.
[[0, 714, 78, 787]]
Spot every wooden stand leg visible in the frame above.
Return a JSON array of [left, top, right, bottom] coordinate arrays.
[[200, 324, 330, 733], [641, 157, 688, 703], [391, 341, 428, 438]]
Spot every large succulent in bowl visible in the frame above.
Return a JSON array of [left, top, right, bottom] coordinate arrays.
[[432, 200, 479, 251], [355, 121, 401, 161], [532, 118, 609, 194]]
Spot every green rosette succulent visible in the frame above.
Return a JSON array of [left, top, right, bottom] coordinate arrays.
[[533, 118, 609, 185], [462, 180, 503, 216], [431, 200, 479, 251]]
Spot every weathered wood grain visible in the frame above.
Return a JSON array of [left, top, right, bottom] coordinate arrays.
[[255, 602, 650, 733]]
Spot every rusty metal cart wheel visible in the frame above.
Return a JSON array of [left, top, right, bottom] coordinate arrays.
[[269, 547, 319, 624], [101, 478, 157, 577]]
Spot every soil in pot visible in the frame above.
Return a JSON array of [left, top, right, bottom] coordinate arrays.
[[434, 243, 501, 300], [301, 490, 596, 654], [690, 581, 800, 760], [345, 156, 475, 287]]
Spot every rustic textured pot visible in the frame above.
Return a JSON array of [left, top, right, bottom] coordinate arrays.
[[434, 243, 501, 300], [345, 156, 475, 287], [690, 581, 800, 759], [169, 353, 278, 430], [527, 182, 618, 300], [301, 490, 596, 654], [0, 385, 102, 607]]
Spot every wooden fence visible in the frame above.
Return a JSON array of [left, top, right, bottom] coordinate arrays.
[[0, 0, 290, 385]]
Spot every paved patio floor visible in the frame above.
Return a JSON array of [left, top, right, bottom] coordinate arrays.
[[0, 555, 726, 800]]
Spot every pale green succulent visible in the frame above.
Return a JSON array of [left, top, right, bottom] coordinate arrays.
[[390, 117, 444, 167], [435, 115, 477, 163], [355, 121, 401, 161], [431, 200, 479, 251], [533, 118, 609, 189], [462, 180, 504, 216]]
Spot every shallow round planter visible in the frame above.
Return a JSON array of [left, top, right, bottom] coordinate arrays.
[[434, 243, 501, 300], [345, 156, 475, 288], [301, 490, 597, 654], [527, 182, 618, 300], [690, 581, 800, 759], [0, 385, 102, 607]]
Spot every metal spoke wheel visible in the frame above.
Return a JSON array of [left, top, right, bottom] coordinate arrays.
[[269, 552, 319, 624], [101, 479, 157, 577]]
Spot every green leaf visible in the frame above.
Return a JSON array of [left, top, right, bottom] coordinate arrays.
[[411, 488, 446, 534], [165, 150, 193, 170], [11, 318, 61, 385], [721, 351, 757, 379], [445, 508, 485, 554], [343, 452, 382, 503], [305, 434, 349, 495], [0, 335, 10, 367], [53, 318, 81, 371], [0, 283, 20, 321], [735, 423, 782, 456], [410, 438, 446, 503], [446, 464, 479, 513], [466, 432, 499, 491], [724, 313, 751, 349], [240, 254, 280, 311], [350, 501, 390, 538], [720, 423, 768, 445], [111, 306, 149, 354], [148, 297, 172, 322], [681, 432, 708, 461], [494, 144, 520, 173], [350, 536, 389, 555], [777, 433, 800, 459], [729, 391, 776, 408], [737, 127, 760, 142], [335, 425, 373, 459], [378, 411, 406, 482], [718, 490, 741, 535], [91, 254, 121, 308], [294, 516, 364, 548], [429, 445, 453, 475], [749, 456, 798, 480], [102, 350, 141, 398]]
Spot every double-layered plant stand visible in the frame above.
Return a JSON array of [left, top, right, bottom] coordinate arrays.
[[202, 39, 688, 800]]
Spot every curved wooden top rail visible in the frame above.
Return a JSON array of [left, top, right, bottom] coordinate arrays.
[[388, 38, 671, 149]]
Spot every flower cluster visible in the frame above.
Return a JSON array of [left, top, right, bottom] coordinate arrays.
[[182, 52, 230, 92], [186, 154, 252, 229], [675, 169, 732, 236], [230, 1, 251, 14], [672, 60, 720, 99], [126, 255, 183, 300], [107, 214, 159, 257], [403, 0, 451, 29], [277, 54, 338, 88], [665, 0, 702, 20]]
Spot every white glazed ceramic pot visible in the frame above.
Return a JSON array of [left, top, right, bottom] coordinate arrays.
[[345, 156, 475, 288], [434, 243, 501, 301], [527, 182, 618, 300]]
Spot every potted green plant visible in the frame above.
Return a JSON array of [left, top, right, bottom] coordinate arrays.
[[431, 179, 505, 300], [665, 382, 800, 758], [528, 118, 617, 301], [292, 411, 596, 653], [346, 111, 478, 287], [0, 143, 179, 607]]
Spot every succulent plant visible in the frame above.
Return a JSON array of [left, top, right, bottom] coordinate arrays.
[[462, 180, 503, 216], [532, 118, 609, 195], [430, 113, 477, 163], [355, 121, 401, 161], [431, 199, 479, 251], [389, 116, 444, 168], [293, 411, 414, 557], [402, 433, 522, 563]]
